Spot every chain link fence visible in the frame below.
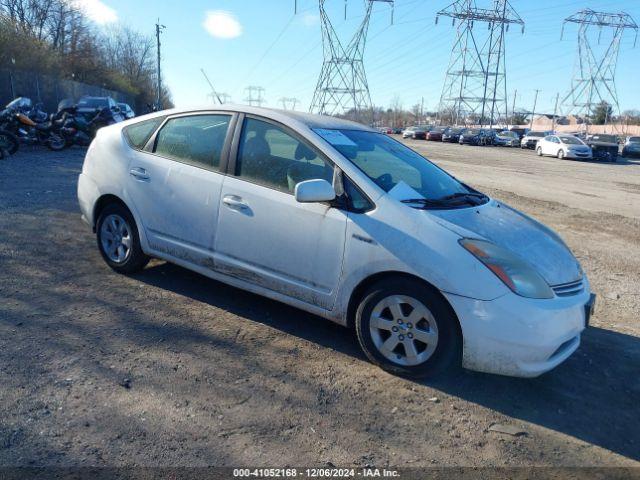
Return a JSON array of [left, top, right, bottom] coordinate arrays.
[[0, 68, 135, 113]]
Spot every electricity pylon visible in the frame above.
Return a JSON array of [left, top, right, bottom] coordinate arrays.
[[436, 0, 524, 127], [243, 86, 266, 107], [309, 0, 394, 122], [279, 97, 300, 110], [561, 9, 638, 122]]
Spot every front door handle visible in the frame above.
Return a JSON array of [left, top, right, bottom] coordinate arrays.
[[223, 195, 248, 210], [129, 167, 150, 181]]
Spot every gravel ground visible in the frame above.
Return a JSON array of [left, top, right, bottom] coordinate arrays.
[[0, 143, 639, 468]]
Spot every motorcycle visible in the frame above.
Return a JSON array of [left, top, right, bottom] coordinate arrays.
[[59, 101, 122, 147], [0, 97, 66, 151]]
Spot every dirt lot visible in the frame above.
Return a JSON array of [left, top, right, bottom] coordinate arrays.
[[0, 142, 639, 468]]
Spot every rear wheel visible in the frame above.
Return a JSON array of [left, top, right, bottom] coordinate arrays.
[[536, 146, 543, 156], [96, 203, 149, 274], [557, 149, 565, 159], [46, 132, 66, 151], [0, 129, 19, 157], [355, 278, 461, 379]]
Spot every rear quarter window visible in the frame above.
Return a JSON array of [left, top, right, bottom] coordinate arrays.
[[124, 117, 165, 150]]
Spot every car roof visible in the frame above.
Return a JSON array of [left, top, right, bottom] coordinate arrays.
[[135, 105, 376, 132]]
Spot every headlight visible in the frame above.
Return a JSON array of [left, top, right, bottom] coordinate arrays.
[[459, 239, 554, 299]]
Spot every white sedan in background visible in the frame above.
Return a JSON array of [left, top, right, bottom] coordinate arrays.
[[77, 106, 595, 379], [536, 134, 592, 160]]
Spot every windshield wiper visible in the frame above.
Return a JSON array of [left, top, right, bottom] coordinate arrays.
[[439, 192, 487, 204], [402, 192, 488, 209]]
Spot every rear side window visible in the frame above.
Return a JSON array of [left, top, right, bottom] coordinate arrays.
[[124, 117, 165, 150], [154, 114, 232, 170]]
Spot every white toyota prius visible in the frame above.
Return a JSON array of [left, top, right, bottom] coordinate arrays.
[[78, 106, 596, 379]]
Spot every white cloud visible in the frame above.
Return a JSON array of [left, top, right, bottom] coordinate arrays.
[[68, 0, 118, 25], [203, 10, 242, 39]]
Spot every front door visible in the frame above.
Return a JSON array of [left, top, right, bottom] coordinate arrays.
[[127, 113, 233, 265], [214, 117, 347, 310]]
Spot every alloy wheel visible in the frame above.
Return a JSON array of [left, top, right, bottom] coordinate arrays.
[[369, 295, 439, 367], [100, 214, 133, 264]]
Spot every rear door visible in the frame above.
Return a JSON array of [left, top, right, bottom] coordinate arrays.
[[126, 112, 236, 266], [213, 115, 348, 310]]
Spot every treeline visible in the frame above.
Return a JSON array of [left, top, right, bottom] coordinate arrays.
[[0, 0, 172, 110]]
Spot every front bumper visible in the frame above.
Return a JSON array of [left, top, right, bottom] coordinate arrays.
[[565, 150, 592, 160], [444, 285, 593, 378]]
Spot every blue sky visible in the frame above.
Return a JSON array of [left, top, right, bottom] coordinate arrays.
[[99, 0, 640, 114]]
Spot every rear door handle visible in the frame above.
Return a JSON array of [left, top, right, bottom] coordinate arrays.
[[223, 195, 248, 210], [129, 167, 150, 181]]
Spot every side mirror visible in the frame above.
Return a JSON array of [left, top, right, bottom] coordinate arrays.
[[295, 179, 336, 204]]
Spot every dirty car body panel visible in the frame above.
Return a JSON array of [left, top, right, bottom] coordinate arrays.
[[78, 105, 593, 378]]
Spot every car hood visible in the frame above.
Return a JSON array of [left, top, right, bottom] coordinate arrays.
[[427, 200, 582, 286]]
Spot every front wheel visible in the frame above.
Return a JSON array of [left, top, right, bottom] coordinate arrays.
[[557, 149, 565, 159], [355, 279, 462, 378], [96, 203, 150, 274], [537, 146, 543, 156]]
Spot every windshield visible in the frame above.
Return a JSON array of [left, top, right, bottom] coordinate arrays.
[[467, 129, 481, 135], [6, 97, 32, 110], [559, 136, 583, 145], [78, 97, 108, 109], [590, 135, 617, 143], [314, 129, 473, 201], [629, 137, 640, 143], [500, 131, 517, 138]]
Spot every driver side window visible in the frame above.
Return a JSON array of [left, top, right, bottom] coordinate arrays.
[[236, 118, 334, 194]]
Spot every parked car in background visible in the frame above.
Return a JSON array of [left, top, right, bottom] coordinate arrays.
[[536, 135, 592, 160], [494, 130, 520, 147], [118, 103, 136, 120], [78, 105, 594, 379], [426, 127, 445, 141], [459, 129, 493, 146], [76, 96, 125, 123], [585, 134, 619, 162], [509, 127, 528, 139], [402, 126, 427, 140], [520, 131, 548, 149], [442, 127, 465, 143], [393, 127, 403, 134], [622, 136, 640, 158]]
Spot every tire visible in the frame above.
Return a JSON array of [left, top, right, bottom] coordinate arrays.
[[96, 203, 149, 274], [557, 149, 565, 159], [536, 146, 543, 156], [355, 278, 462, 379], [46, 132, 67, 151], [0, 129, 19, 156]]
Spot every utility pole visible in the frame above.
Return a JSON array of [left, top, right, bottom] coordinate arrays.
[[421, 97, 424, 124], [552, 92, 560, 132], [511, 89, 517, 125], [529, 89, 540, 130], [155, 19, 166, 110]]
